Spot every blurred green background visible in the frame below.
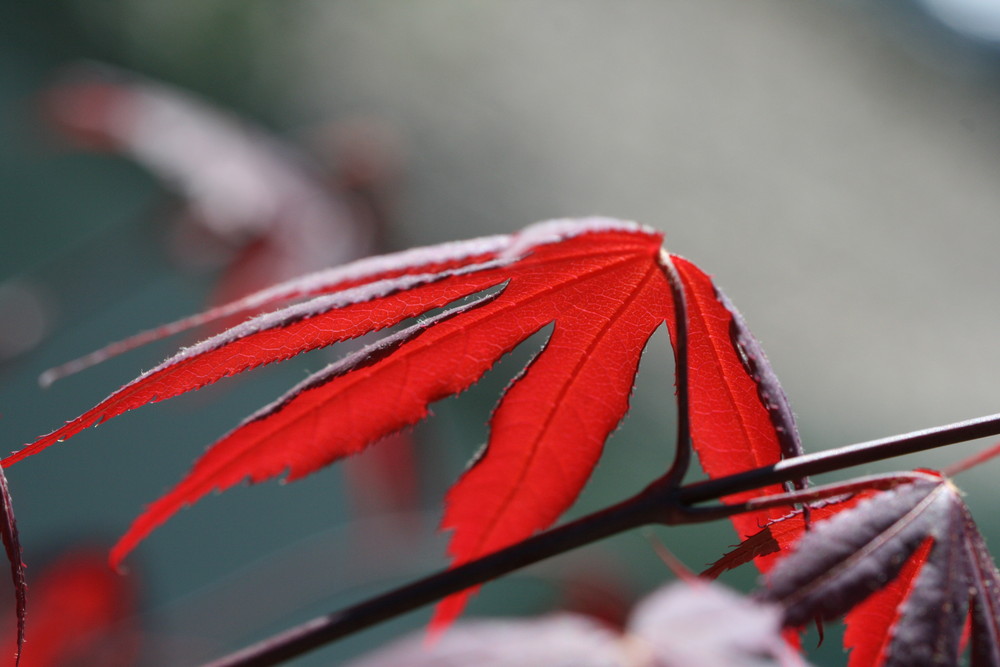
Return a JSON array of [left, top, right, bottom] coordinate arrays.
[[5, 1, 1000, 664]]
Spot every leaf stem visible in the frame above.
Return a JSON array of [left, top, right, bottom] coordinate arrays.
[[681, 471, 938, 522], [658, 251, 691, 487]]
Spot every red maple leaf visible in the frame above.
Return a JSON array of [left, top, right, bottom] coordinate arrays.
[[5, 218, 797, 625]]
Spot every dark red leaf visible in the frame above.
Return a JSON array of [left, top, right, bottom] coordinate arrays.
[[885, 527, 966, 666], [760, 476, 947, 624], [714, 288, 805, 470], [758, 473, 1000, 666]]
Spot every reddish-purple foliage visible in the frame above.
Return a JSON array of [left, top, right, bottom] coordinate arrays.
[[758, 473, 1000, 666]]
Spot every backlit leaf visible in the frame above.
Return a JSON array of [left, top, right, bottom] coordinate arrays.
[[669, 257, 802, 541], [7, 218, 799, 626]]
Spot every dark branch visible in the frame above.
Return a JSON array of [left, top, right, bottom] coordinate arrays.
[[676, 411, 1000, 505], [203, 410, 1000, 667]]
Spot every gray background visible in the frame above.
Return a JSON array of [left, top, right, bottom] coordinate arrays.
[[4, 1, 1000, 664]]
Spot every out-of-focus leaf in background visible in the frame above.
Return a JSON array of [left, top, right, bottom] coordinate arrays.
[[0, 544, 140, 667], [348, 578, 802, 667]]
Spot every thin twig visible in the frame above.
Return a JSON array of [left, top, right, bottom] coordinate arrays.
[[681, 471, 938, 522], [942, 439, 1000, 477], [676, 412, 1000, 505]]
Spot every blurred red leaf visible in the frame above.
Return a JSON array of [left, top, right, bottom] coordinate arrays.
[[342, 430, 421, 519], [40, 63, 378, 362], [0, 546, 138, 667]]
